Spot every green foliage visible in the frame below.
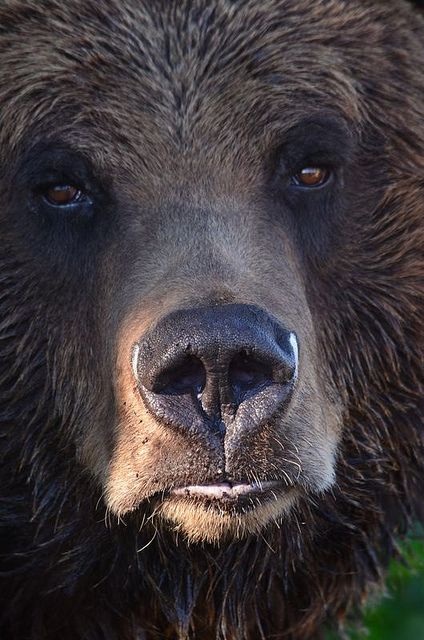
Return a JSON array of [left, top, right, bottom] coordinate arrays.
[[327, 533, 424, 640]]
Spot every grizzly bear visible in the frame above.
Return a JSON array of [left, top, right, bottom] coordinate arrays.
[[0, 0, 423, 638]]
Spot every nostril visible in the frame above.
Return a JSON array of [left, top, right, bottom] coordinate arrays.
[[134, 307, 299, 433], [153, 355, 206, 396], [229, 351, 273, 397]]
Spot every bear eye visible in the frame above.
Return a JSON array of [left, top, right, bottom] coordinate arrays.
[[291, 167, 330, 188], [43, 184, 83, 206]]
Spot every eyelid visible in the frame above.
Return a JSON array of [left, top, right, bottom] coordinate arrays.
[[286, 151, 343, 173], [34, 171, 86, 188], [34, 179, 89, 201]]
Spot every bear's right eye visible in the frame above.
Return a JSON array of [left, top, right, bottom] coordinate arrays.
[[43, 184, 83, 206], [290, 167, 331, 188]]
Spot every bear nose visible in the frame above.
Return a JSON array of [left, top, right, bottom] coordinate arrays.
[[133, 304, 298, 435]]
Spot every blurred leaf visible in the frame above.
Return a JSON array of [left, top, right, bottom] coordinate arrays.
[[326, 532, 424, 640]]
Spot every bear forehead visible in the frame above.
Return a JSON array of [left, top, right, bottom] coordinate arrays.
[[0, 0, 389, 157]]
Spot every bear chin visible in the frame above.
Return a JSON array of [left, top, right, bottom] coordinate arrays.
[[153, 486, 301, 544]]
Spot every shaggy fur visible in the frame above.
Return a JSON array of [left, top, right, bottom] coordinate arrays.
[[0, 1, 424, 639]]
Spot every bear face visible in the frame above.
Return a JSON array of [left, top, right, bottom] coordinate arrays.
[[0, 1, 423, 639]]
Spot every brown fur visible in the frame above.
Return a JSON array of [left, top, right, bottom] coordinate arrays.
[[0, 1, 423, 639]]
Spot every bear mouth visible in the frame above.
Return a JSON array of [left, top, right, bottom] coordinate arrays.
[[168, 480, 290, 510]]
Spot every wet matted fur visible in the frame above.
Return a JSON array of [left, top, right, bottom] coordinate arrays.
[[0, 1, 423, 639]]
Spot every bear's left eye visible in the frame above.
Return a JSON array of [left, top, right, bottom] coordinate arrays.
[[290, 167, 330, 188], [43, 184, 83, 206]]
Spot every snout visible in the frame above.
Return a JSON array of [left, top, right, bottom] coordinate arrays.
[[106, 299, 337, 542], [133, 304, 298, 438]]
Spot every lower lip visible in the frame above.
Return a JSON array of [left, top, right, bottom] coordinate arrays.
[[169, 481, 283, 500]]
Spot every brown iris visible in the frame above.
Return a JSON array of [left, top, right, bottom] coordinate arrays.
[[45, 184, 82, 206], [293, 167, 329, 187]]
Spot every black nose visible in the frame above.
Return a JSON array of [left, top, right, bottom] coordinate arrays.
[[133, 304, 298, 435]]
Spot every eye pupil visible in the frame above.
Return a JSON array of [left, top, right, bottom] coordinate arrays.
[[45, 184, 81, 205], [293, 167, 329, 187]]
